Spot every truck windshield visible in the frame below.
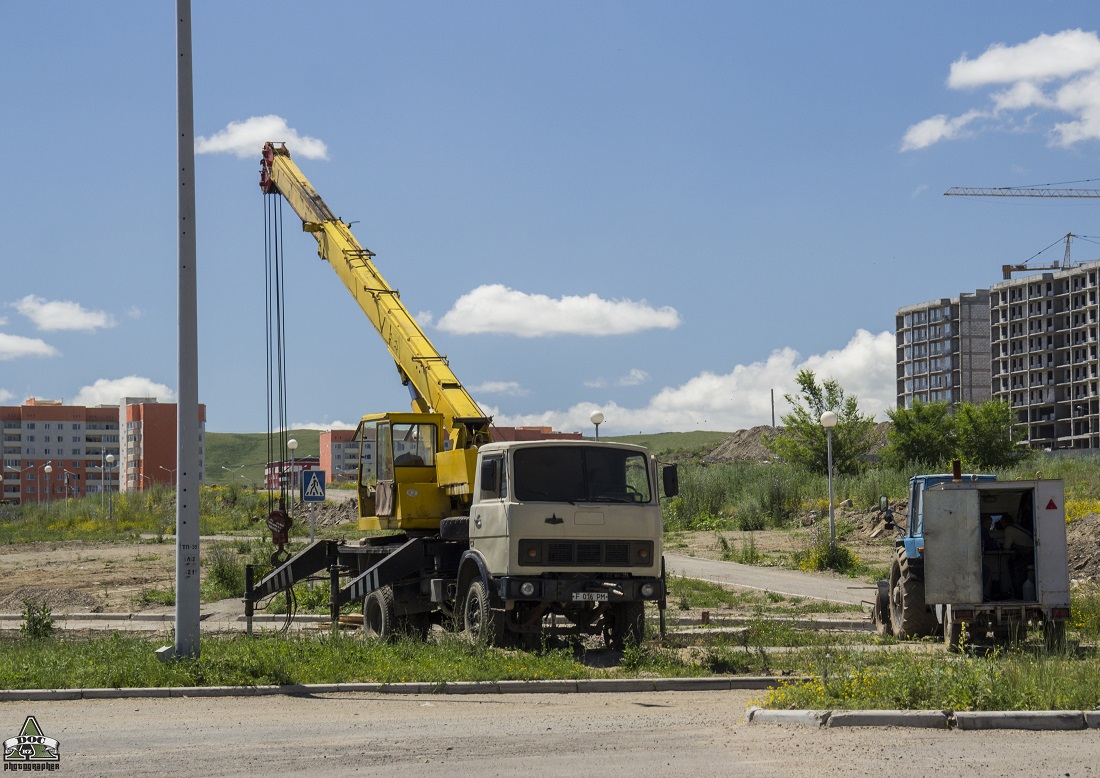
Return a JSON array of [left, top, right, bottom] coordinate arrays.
[[512, 446, 651, 503]]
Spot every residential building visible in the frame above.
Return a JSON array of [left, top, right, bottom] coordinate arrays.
[[990, 261, 1100, 450], [320, 429, 361, 483], [118, 398, 207, 492], [0, 398, 120, 505], [264, 456, 320, 490], [895, 292, 991, 409]]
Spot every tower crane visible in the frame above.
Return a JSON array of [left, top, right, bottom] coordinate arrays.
[[944, 180, 1100, 278]]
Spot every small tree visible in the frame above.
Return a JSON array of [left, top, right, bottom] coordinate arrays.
[[883, 400, 955, 469], [765, 370, 876, 475], [955, 400, 1027, 469]]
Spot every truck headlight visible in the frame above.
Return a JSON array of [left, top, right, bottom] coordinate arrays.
[[640, 582, 656, 598], [520, 581, 536, 597]]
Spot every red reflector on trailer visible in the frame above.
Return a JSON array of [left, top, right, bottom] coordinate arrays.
[[953, 609, 974, 621], [1047, 499, 1058, 510], [1051, 607, 1071, 619]]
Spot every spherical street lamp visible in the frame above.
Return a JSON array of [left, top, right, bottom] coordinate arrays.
[[590, 411, 605, 441], [819, 411, 838, 546]]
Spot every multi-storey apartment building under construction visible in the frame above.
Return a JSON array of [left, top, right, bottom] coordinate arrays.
[[990, 260, 1100, 450], [895, 292, 992, 410]]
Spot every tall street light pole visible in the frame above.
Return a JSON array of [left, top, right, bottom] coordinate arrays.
[[820, 411, 838, 546], [287, 438, 298, 508], [43, 462, 53, 511], [105, 454, 116, 524]]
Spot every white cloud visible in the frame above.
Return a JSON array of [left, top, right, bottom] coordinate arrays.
[[13, 295, 116, 332], [196, 116, 328, 160], [71, 377, 175, 407], [948, 30, 1100, 88], [0, 332, 59, 360], [491, 330, 895, 434], [471, 380, 529, 397], [901, 111, 985, 151], [289, 420, 358, 431], [436, 284, 681, 337], [904, 29, 1100, 150], [584, 378, 608, 389], [0, 388, 13, 403], [618, 368, 650, 387]]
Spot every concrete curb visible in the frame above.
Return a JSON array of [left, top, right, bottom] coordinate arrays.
[[748, 706, 1100, 731], [0, 676, 795, 702], [953, 711, 1086, 731]]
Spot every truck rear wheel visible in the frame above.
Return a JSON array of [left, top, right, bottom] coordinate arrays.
[[604, 601, 646, 650], [462, 580, 505, 646], [364, 586, 397, 641], [889, 551, 936, 639]]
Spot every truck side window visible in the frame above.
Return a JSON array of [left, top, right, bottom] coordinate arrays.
[[480, 454, 505, 500]]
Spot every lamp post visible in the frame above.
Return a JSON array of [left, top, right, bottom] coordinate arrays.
[[590, 411, 604, 441], [287, 438, 298, 506], [43, 462, 53, 511], [158, 465, 177, 484], [820, 411, 838, 546], [105, 453, 116, 523]]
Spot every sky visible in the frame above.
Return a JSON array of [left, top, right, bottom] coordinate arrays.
[[3, 2, 1100, 436]]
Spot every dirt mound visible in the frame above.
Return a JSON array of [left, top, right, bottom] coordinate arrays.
[[1066, 513, 1100, 584], [0, 586, 100, 613], [287, 498, 359, 529], [704, 422, 891, 463]]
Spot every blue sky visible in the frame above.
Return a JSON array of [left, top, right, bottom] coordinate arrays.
[[3, 2, 1100, 435]]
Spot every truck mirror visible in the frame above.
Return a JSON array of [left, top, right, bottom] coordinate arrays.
[[662, 465, 679, 498], [879, 496, 889, 512]]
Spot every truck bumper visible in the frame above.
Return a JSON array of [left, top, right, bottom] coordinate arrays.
[[493, 575, 664, 605]]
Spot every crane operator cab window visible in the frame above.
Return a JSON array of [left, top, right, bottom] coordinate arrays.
[[359, 421, 437, 487]]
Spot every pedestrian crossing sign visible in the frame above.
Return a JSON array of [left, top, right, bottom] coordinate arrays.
[[301, 470, 326, 503]]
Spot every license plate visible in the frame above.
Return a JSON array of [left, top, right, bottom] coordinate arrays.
[[572, 592, 609, 602]]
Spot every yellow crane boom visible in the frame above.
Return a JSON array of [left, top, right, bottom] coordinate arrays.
[[259, 142, 491, 452]]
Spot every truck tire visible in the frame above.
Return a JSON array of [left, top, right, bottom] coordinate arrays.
[[604, 601, 646, 650], [364, 586, 397, 641], [462, 579, 505, 646], [439, 517, 469, 540], [872, 581, 891, 637], [889, 550, 936, 639]]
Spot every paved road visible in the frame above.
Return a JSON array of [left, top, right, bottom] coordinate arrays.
[[665, 553, 876, 606], [5, 690, 1097, 777]]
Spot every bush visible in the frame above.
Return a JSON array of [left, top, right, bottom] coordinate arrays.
[[20, 598, 54, 640]]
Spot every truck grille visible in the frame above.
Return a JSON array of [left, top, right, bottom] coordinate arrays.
[[521, 540, 651, 567]]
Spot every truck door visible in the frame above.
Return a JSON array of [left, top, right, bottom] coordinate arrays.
[[922, 488, 982, 604]]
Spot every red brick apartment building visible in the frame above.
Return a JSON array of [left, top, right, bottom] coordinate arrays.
[[1, 397, 205, 504]]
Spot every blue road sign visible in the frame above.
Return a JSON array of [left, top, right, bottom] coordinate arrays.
[[301, 470, 326, 503]]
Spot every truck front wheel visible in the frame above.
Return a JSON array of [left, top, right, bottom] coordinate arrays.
[[462, 580, 505, 646], [889, 551, 936, 639]]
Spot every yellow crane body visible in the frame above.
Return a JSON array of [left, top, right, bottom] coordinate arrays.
[[260, 143, 491, 529]]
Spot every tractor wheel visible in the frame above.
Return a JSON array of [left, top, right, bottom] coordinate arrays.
[[462, 579, 505, 646], [604, 601, 646, 650], [889, 550, 937, 639], [364, 586, 397, 641]]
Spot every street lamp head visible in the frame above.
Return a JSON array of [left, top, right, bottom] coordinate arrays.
[[43, 463, 53, 474], [590, 411, 605, 426], [106, 453, 116, 464], [820, 411, 839, 429], [287, 438, 299, 452]]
